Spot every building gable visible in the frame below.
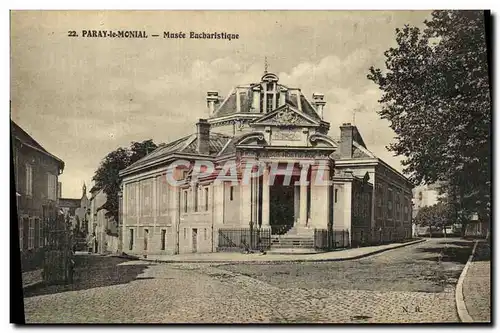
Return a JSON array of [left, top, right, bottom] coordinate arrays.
[[250, 104, 319, 128]]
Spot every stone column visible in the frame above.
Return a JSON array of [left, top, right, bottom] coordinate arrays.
[[309, 162, 331, 229], [294, 185, 300, 224], [261, 164, 270, 227], [299, 164, 309, 226], [240, 160, 253, 226], [252, 175, 258, 223], [343, 181, 353, 246]]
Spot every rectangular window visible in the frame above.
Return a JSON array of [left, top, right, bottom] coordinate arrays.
[[230, 186, 234, 201], [129, 229, 134, 250], [141, 182, 153, 217], [161, 229, 166, 250], [204, 228, 207, 240], [334, 189, 338, 203], [47, 173, 57, 201], [28, 218, 34, 249], [159, 176, 168, 215], [266, 93, 274, 112], [194, 187, 198, 212], [128, 184, 137, 217], [38, 218, 43, 247], [25, 164, 33, 196], [18, 219, 23, 250], [205, 187, 209, 211], [183, 190, 188, 213], [184, 228, 187, 240], [143, 229, 149, 250]]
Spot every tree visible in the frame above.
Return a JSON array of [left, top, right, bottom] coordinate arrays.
[[414, 203, 451, 236], [91, 140, 158, 231], [367, 11, 491, 233]]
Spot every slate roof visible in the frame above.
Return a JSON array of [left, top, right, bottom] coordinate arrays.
[[122, 132, 232, 174], [11, 120, 65, 168], [211, 83, 322, 122]]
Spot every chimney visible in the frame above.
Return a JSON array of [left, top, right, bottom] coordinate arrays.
[[279, 87, 287, 107], [196, 119, 210, 154], [312, 93, 326, 119], [206, 91, 219, 115], [340, 123, 354, 159]]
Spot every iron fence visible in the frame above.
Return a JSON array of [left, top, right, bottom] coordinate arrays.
[[217, 227, 271, 252], [313, 229, 350, 250]]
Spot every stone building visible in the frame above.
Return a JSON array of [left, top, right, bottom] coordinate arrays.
[[412, 183, 441, 218], [58, 183, 90, 233], [11, 120, 65, 270], [89, 188, 119, 254], [119, 71, 413, 256]]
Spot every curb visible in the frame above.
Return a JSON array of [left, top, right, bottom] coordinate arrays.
[[455, 240, 479, 323], [23, 281, 44, 290], [141, 238, 426, 264]]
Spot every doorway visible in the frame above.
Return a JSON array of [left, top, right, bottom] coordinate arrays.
[[269, 175, 296, 234], [143, 229, 149, 251], [192, 228, 198, 253]]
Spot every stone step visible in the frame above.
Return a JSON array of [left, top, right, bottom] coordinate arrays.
[[271, 239, 314, 247]]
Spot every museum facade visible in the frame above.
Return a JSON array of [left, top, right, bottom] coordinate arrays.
[[119, 72, 414, 255]]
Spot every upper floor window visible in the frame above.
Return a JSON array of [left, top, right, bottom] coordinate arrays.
[[47, 173, 57, 201], [204, 187, 209, 211], [183, 190, 188, 213], [25, 164, 33, 196], [266, 94, 274, 113], [194, 186, 199, 212]]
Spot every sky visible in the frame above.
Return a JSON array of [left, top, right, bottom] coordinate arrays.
[[10, 10, 433, 198]]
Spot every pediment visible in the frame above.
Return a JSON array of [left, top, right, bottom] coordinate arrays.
[[251, 104, 320, 127]]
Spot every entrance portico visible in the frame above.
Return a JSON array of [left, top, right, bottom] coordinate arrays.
[[237, 157, 333, 236]]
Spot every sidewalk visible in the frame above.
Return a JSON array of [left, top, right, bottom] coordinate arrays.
[[140, 239, 425, 264], [22, 269, 43, 289], [461, 240, 491, 323]]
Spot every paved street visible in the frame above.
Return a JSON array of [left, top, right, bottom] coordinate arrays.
[[23, 238, 476, 323]]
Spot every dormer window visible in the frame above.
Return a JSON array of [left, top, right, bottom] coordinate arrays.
[[266, 94, 274, 113], [261, 72, 279, 113]]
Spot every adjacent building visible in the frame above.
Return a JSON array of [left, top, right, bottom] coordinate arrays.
[[412, 183, 441, 218], [12, 120, 65, 270], [119, 71, 413, 256], [58, 183, 90, 233], [89, 188, 120, 254]]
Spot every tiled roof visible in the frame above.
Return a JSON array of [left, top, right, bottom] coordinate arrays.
[[11, 120, 64, 167], [121, 132, 232, 175], [59, 198, 81, 208], [299, 95, 322, 121], [125, 134, 193, 170], [183, 133, 233, 155], [213, 91, 237, 117]]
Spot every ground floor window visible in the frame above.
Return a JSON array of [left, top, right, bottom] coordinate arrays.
[[161, 229, 166, 250], [129, 229, 134, 250], [28, 218, 35, 249], [38, 218, 44, 248], [143, 229, 149, 250], [19, 219, 23, 250]]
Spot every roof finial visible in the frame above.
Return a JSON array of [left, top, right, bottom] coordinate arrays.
[[264, 56, 268, 74]]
